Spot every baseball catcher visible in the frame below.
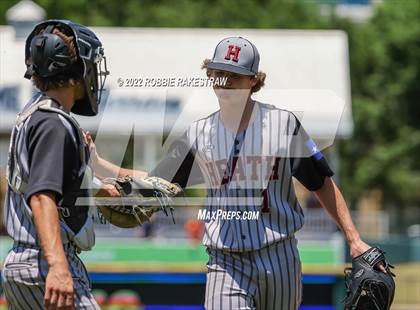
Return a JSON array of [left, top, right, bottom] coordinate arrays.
[[96, 176, 183, 228], [343, 247, 396, 310], [2, 19, 110, 309]]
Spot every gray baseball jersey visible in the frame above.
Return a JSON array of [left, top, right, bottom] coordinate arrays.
[[2, 94, 98, 309], [151, 101, 334, 309]]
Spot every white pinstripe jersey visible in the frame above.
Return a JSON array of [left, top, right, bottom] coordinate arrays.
[[154, 101, 333, 252]]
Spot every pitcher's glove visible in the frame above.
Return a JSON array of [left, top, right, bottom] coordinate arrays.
[[96, 176, 183, 228], [343, 247, 396, 310]]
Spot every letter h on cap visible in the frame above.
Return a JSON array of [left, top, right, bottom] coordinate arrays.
[[225, 45, 241, 62]]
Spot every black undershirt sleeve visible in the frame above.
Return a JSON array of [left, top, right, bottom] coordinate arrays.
[[290, 116, 334, 191], [24, 112, 77, 203], [150, 131, 204, 188]]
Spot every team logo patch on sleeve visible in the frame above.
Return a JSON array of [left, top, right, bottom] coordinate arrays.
[[304, 139, 323, 160]]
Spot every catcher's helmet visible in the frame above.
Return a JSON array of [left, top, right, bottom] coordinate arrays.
[[24, 19, 109, 116]]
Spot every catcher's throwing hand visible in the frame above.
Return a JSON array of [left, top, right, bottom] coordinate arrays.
[[344, 246, 395, 310], [95, 176, 183, 228], [44, 264, 74, 310]]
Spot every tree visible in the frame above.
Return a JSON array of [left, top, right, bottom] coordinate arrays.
[[1, 0, 326, 28], [339, 0, 420, 207]]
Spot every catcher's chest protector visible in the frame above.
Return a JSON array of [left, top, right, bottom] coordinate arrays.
[[7, 95, 87, 193], [6, 94, 96, 250]]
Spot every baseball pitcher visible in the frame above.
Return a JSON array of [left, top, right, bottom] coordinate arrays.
[[88, 37, 394, 310]]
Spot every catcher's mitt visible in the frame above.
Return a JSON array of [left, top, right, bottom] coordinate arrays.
[[343, 247, 396, 310], [96, 176, 182, 228]]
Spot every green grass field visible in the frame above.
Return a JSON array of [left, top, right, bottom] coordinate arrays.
[[1, 237, 344, 272]]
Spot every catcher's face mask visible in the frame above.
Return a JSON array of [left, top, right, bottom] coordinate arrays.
[[25, 19, 110, 116]]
